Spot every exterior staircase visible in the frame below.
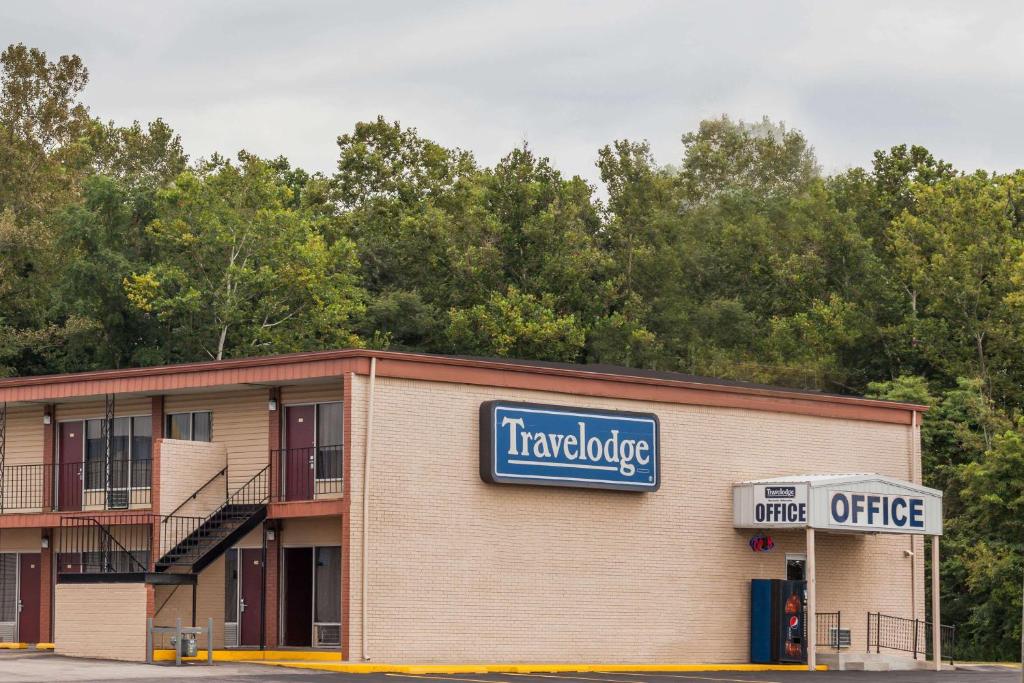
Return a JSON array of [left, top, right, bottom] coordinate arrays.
[[156, 467, 269, 574]]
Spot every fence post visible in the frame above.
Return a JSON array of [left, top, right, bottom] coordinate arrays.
[[913, 618, 919, 659], [175, 617, 182, 667], [866, 612, 870, 654], [876, 613, 881, 654]]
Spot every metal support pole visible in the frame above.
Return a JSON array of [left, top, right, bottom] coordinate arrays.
[[175, 617, 182, 667], [932, 535, 941, 670], [192, 583, 197, 627], [806, 526, 816, 671], [0, 401, 6, 515], [208, 617, 214, 665], [146, 617, 153, 664]]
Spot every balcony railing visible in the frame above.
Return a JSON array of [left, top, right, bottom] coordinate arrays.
[[272, 445, 343, 502], [0, 459, 152, 513]]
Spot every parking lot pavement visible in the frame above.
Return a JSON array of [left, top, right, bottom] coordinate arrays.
[[309, 668, 1021, 683], [0, 650, 329, 682], [0, 655, 1019, 683]]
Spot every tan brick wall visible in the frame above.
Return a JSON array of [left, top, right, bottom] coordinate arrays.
[[55, 583, 148, 661], [153, 555, 227, 649], [345, 375, 925, 663], [165, 390, 267, 492], [158, 439, 228, 517]]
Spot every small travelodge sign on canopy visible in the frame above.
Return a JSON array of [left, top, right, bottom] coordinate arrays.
[[733, 474, 943, 535], [479, 401, 660, 492]]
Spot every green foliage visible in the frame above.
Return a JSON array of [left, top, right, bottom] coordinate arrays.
[[3, 43, 1024, 661]]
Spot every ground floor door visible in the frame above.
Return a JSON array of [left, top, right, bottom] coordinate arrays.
[[17, 554, 40, 644], [238, 548, 264, 646], [283, 548, 313, 646]]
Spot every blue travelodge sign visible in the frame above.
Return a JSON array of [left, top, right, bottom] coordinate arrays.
[[479, 401, 660, 492]]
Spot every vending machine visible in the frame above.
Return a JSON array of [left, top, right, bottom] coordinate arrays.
[[750, 579, 807, 664]]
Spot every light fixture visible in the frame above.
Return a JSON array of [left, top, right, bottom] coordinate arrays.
[[266, 529, 276, 541], [41, 536, 49, 549], [268, 398, 278, 411], [903, 549, 915, 558], [42, 413, 52, 425]]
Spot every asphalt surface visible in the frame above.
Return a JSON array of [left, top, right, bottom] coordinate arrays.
[[0, 652, 1018, 683]]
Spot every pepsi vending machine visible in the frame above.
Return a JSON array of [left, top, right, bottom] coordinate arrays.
[[750, 579, 807, 664]]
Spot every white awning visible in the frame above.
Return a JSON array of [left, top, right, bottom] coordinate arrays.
[[733, 473, 942, 536]]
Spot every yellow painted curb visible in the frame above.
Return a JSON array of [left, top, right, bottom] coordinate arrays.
[[152, 649, 342, 662], [0, 643, 27, 650], [35, 643, 55, 650], [243, 661, 827, 674]]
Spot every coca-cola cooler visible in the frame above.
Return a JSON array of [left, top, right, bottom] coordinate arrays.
[[750, 579, 807, 664]]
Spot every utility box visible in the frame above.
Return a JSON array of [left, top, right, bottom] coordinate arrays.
[[172, 634, 198, 658]]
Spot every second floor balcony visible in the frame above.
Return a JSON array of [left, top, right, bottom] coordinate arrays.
[[1, 459, 152, 514]]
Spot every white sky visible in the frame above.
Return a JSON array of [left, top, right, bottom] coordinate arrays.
[[4, 1, 1023, 187]]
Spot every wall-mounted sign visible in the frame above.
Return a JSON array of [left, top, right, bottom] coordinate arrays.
[[749, 532, 775, 552], [479, 401, 660, 492]]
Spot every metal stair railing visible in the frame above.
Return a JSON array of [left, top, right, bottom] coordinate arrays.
[[158, 466, 269, 570], [59, 514, 153, 574], [866, 611, 956, 664]]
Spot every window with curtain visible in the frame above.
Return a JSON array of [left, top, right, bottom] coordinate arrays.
[[85, 419, 105, 490], [166, 411, 212, 442], [314, 546, 341, 625], [316, 403, 343, 480], [0, 554, 15, 622], [224, 549, 238, 622], [132, 416, 152, 488]]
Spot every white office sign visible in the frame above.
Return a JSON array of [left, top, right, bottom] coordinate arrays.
[[752, 484, 808, 526], [734, 474, 943, 536]]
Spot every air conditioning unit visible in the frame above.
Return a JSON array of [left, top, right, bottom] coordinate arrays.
[[830, 627, 852, 648], [314, 623, 340, 648], [223, 622, 239, 648], [107, 489, 130, 509]]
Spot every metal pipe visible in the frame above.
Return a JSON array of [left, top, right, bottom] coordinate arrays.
[[932, 535, 941, 670], [361, 356, 377, 661], [806, 526, 816, 671]]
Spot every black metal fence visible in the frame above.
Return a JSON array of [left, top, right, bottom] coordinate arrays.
[[0, 459, 152, 513], [866, 612, 956, 663], [58, 514, 154, 574], [273, 445, 343, 501], [816, 611, 844, 648]]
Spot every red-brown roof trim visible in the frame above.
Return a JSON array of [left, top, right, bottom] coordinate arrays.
[[0, 349, 927, 423]]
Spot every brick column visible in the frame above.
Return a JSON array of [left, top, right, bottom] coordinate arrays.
[[40, 533, 53, 642], [268, 389, 281, 501], [42, 405, 55, 511], [150, 396, 164, 570], [263, 524, 280, 648]]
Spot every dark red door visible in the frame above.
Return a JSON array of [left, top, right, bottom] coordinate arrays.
[[283, 548, 313, 646], [58, 422, 84, 512], [285, 406, 315, 501], [18, 553, 40, 643], [239, 548, 264, 646]]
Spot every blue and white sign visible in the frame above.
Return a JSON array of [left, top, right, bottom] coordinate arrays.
[[479, 401, 660, 492]]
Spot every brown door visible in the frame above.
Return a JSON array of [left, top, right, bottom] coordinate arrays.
[[285, 406, 315, 501], [17, 553, 40, 643], [58, 422, 84, 512], [283, 548, 313, 646], [238, 548, 264, 646]]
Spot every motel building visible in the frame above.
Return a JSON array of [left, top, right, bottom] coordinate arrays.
[[0, 349, 947, 669]]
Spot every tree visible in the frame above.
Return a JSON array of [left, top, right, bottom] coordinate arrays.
[[124, 153, 367, 360]]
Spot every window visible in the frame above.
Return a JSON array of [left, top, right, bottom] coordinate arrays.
[[166, 411, 212, 442], [84, 417, 153, 490], [315, 403, 343, 480], [0, 554, 15, 623], [314, 546, 341, 626], [225, 549, 238, 623]]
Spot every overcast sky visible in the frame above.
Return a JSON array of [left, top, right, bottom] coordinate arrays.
[[4, 1, 1022, 187]]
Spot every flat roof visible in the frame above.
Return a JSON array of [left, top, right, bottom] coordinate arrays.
[[0, 349, 927, 424]]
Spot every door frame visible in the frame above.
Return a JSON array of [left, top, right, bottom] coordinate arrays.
[[237, 547, 264, 647], [280, 401, 343, 499], [279, 544, 341, 648], [56, 420, 85, 512]]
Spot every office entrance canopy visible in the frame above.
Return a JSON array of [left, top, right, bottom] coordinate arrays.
[[733, 473, 942, 536]]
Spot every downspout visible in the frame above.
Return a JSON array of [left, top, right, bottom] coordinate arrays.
[[910, 410, 917, 621], [361, 356, 377, 661]]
